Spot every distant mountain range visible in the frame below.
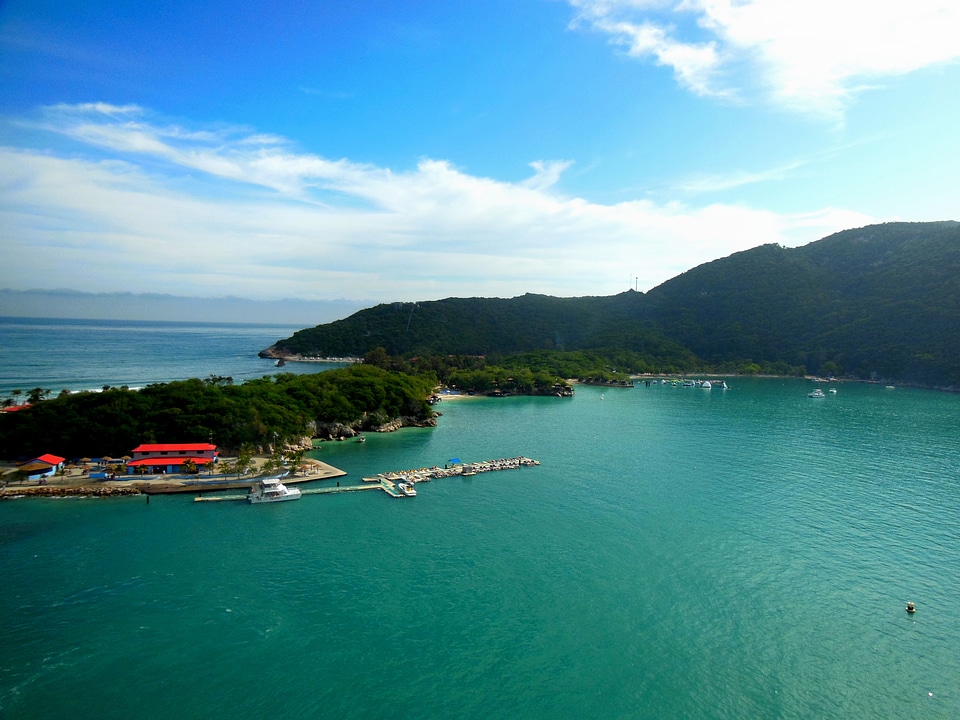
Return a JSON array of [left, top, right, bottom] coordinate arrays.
[[0, 289, 366, 326], [263, 221, 960, 388]]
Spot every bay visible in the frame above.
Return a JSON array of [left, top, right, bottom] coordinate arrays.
[[1, 322, 959, 719]]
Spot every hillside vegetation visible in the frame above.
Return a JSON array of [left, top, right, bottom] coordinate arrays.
[[0, 366, 436, 460], [264, 221, 960, 387]]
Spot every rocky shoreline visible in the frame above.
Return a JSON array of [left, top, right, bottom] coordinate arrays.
[[313, 414, 438, 441], [1, 485, 143, 498]]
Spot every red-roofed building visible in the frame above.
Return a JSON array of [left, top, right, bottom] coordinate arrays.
[[17, 454, 66, 480], [127, 443, 219, 475], [2, 403, 31, 413]]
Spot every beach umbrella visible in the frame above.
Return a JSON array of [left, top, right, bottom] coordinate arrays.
[[80, 457, 91, 463], [448, 457, 462, 464]]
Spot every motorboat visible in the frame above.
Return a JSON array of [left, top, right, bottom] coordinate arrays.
[[828, 388, 837, 394], [247, 475, 301, 503], [702, 380, 712, 389], [398, 481, 417, 496], [808, 388, 826, 398]]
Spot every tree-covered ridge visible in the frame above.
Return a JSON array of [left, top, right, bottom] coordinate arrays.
[[266, 221, 960, 387], [267, 292, 679, 358], [641, 221, 960, 385], [0, 365, 437, 461], [375, 349, 642, 394]]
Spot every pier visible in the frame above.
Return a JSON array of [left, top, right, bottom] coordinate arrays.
[[194, 456, 540, 502], [194, 482, 382, 502]]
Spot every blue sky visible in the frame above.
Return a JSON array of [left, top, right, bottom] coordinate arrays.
[[2, 0, 959, 310]]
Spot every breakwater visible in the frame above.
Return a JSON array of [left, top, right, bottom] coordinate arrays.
[[1, 485, 143, 498], [364, 456, 540, 485], [194, 456, 541, 502]]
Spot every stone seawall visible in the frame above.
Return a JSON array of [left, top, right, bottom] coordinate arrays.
[[1, 485, 143, 498]]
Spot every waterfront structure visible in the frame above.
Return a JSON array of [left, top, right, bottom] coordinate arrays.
[[126, 443, 219, 475], [17, 453, 65, 481]]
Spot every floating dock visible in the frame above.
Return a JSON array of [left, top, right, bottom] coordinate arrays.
[[194, 456, 539, 502]]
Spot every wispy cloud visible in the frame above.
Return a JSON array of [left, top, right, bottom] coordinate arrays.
[[0, 104, 876, 301], [569, 0, 960, 117], [678, 160, 807, 194]]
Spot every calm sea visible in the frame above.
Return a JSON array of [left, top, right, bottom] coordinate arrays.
[[0, 317, 337, 397], [2, 321, 959, 719]]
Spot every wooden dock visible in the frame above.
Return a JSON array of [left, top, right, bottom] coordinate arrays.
[[194, 482, 383, 502]]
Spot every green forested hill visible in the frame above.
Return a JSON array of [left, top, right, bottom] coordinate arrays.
[[267, 292, 689, 361], [265, 221, 960, 387], [641, 221, 960, 384], [0, 365, 437, 459]]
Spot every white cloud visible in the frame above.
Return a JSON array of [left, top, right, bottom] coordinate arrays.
[[569, 0, 960, 116], [678, 159, 807, 193], [0, 105, 876, 302]]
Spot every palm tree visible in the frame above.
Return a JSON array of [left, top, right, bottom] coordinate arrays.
[[27, 387, 51, 404]]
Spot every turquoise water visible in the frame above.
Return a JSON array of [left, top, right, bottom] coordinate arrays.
[[3, 378, 959, 719], [0, 317, 337, 397]]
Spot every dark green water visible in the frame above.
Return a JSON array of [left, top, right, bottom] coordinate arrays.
[[2, 379, 959, 719]]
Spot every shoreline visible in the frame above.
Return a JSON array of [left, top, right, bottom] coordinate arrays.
[[1, 458, 347, 498]]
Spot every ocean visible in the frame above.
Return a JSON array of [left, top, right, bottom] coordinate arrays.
[[0, 317, 338, 397], [2, 320, 959, 719]]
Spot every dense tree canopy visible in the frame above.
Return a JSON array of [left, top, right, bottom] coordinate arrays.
[[0, 366, 436, 461]]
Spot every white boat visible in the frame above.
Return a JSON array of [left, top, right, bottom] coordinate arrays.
[[828, 388, 837, 394], [398, 481, 417, 496], [247, 475, 301, 503], [702, 381, 712, 389], [808, 388, 826, 398]]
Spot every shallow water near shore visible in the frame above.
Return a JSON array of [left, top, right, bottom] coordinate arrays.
[[3, 377, 960, 719]]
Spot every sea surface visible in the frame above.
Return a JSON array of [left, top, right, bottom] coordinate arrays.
[[2, 322, 960, 719], [0, 316, 339, 397]]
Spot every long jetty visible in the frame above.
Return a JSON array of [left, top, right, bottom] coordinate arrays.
[[194, 456, 540, 503]]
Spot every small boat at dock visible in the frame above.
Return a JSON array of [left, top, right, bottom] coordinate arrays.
[[398, 481, 416, 496], [247, 475, 301, 503]]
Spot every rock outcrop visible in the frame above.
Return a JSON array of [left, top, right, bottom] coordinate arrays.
[[1, 485, 143, 498], [314, 413, 438, 440]]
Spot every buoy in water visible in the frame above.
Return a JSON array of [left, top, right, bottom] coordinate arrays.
[[906, 601, 916, 614]]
